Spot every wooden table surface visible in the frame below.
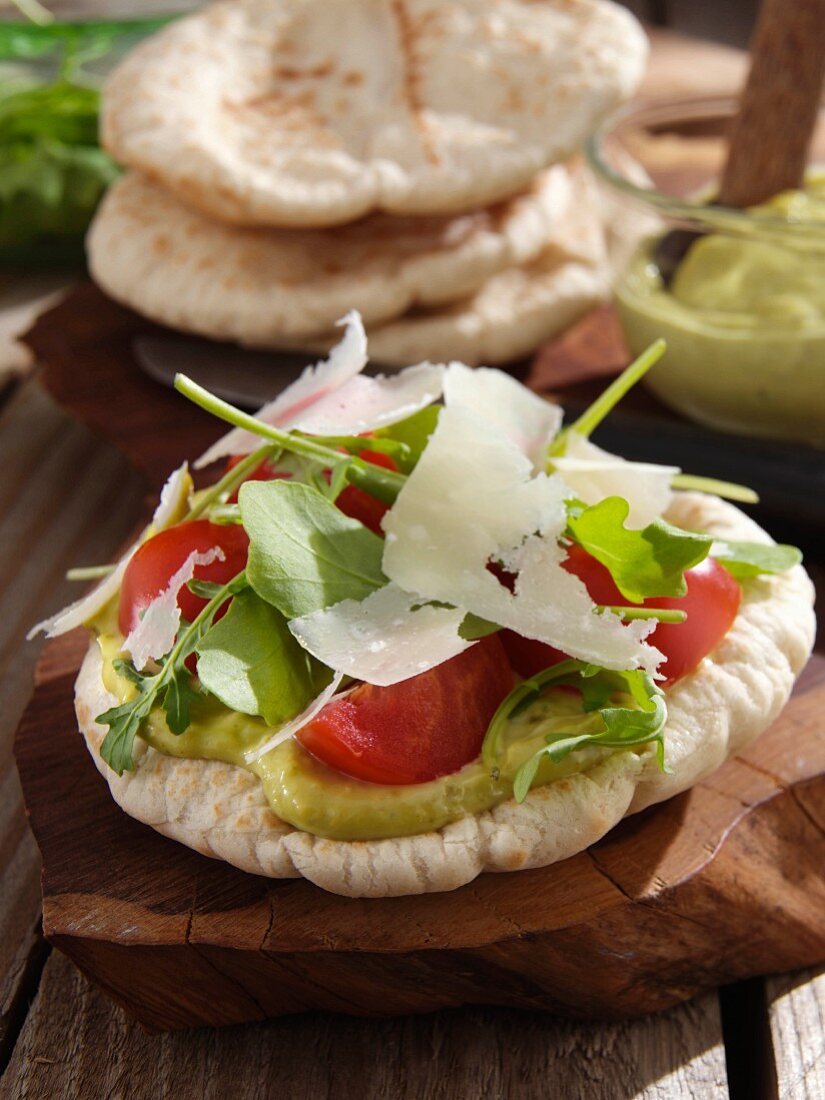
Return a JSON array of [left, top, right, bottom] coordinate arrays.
[[1, 27, 823, 1100]]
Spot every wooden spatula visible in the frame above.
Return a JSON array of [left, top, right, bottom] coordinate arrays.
[[656, 0, 825, 283]]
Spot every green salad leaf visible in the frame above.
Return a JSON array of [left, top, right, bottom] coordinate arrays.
[[0, 139, 118, 251], [711, 539, 802, 579], [0, 79, 119, 261], [373, 406, 441, 474], [196, 589, 330, 725], [481, 660, 669, 804], [567, 496, 712, 603], [239, 480, 387, 619]]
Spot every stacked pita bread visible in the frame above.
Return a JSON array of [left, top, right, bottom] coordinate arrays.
[[88, 0, 647, 365]]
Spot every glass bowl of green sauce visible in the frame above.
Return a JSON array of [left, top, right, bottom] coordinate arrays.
[[0, 0, 197, 268], [586, 95, 825, 448]]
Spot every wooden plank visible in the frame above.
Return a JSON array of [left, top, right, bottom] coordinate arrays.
[[767, 968, 825, 1100], [0, 951, 726, 1100], [0, 379, 145, 1065]]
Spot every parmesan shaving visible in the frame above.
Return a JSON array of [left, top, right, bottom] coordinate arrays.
[[443, 362, 562, 469], [288, 363, 444, 437], [152, 461, 191, 529], [196, 311, 368, 467], [28, 463, 195, 640], [245, 671, 345, 763], [196, 313, 444, 467], [123, 548, 224, 671], [553, 433, 678, 528], [289, 582, 472, 686], [382, 406, 663, 675]]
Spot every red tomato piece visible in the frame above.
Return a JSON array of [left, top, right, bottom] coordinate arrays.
[[297, 635, 515, 785], [500, 544, 741, 685], [334, 449, 398, 535], [225, 455, 289, 503], [118, 519, 250, 636]]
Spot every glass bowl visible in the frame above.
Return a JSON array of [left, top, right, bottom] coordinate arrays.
[[586, 95, 825, 448], [0, 1, 197, 268]]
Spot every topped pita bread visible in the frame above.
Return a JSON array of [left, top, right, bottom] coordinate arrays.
[[74, 493, 815, 897], [101, 0, 647, 228]]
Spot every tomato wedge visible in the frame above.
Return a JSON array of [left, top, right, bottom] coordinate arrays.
[[334, 449, 398, 535], [118, 519, 249, 636], [501, 544, 741, 685], [297, 635, 515, 785]]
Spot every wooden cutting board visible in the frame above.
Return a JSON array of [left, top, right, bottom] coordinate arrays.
[[15, 631, 825, 1031], [14, 283, 825, 1031]]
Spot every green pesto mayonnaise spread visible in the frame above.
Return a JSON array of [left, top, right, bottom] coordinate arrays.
[[92, 618, 614, 842], [616, 177, 825, 447]]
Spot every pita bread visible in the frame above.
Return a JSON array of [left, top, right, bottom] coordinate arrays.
[[284, 176, 609, 365], [101, 0, 647, 228], [74, 492, 815, 897], [87, 166, 574, 342]]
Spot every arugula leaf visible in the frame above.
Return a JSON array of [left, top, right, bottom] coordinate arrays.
[[0, 139, 118, 255], [196, 589, 329, 725], [373, 406, 440, 474], [711, 539, 802, 579], [567, 496, 712, 603], [0, 81, 100, 146], [96, 690, 156, 777], [458, 613, 501, 641], [481, 659, 668, 803], [240, 480, 387, 619], [548, 341, 667, 458], [162, 670, 202, 735], [96, 572, 248, 774]]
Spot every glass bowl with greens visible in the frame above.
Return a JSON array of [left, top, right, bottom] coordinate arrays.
[[0, 0, 197, 268]]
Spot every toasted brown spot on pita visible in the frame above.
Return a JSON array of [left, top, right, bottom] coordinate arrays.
[[390, 0, 441, 167], [271, 60, 335, 81]]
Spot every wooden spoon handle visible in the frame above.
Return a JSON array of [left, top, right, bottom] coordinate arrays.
[[719, 0, 825, 208]]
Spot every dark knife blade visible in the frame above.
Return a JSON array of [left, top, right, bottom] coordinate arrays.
[[134, 334, 310, 408]]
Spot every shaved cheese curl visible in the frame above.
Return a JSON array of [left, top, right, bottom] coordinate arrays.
[[245, 672, 345, 763], [152, 461, 191, 529], [27, 555, 134, 641], [443, 363, 562, 469], [196, 311, 368, 467], [28, 463, 195, 640], [124, 548, 224, 670], [289, 363, 444, 437], [554, 434, 678, 528], [289, 582, 472, 686], [382, 406, 663, 675]]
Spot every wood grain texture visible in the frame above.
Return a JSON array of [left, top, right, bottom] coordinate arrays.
[[13, 626, 825, 1032], [24, 285, 227, 494], [0, 380, 145, 1064], [0, 951, 727, 1100], [718, 0, 825, 207], [767, 968, 825, 1100]]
